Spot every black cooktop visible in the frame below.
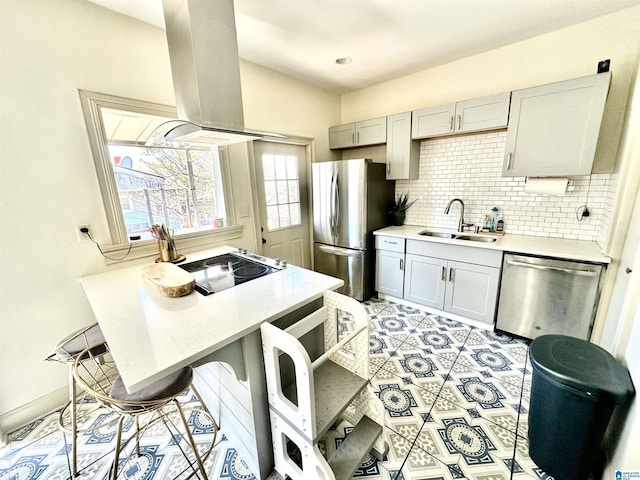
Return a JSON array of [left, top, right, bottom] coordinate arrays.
[[179, 253, 277, 295]]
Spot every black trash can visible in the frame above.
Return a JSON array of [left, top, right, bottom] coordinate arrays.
[[528, 334, 635, 480]]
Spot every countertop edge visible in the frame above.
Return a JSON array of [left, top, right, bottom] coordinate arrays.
[[374, 225, 611, 264]]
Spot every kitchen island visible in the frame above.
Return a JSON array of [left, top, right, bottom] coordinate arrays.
[[80, 245, 343, 479]]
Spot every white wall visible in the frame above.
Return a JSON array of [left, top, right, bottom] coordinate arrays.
[[0, 0, 340, 431]]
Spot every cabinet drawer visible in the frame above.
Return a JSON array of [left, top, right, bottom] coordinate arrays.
[[375, 235, 405, 253], [406, 239, 502, 267]]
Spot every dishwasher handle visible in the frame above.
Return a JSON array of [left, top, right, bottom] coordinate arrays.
[[506, 259, 600, 277]]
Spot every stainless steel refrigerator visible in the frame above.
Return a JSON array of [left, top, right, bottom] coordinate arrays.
[[312, 159, 394, 301]]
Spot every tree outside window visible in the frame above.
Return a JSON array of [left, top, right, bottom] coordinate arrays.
[[108, 144, 224, 240]]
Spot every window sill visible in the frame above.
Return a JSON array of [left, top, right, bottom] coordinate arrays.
[[100, 225, 244, 265]]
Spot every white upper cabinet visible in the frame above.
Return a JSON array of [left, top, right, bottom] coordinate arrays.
[[386, 112, 419, 180], [456, 92, 511, 133], [329, 117, 387, 149], [328, 123, 355, 149], [411, 103, 456, 138], [412, 92, 511, 139], [503, 72, 611, 177]]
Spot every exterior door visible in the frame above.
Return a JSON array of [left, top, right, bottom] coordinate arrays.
[[254, 141, 311, 268]]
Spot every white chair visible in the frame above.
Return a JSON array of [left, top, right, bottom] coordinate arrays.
[[261, 290, 388, 480], [72, 341, 218, 480]]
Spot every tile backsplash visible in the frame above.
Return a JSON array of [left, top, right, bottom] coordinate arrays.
[[396, 131, 617, 246]]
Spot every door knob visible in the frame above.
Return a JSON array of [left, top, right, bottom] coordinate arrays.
[[262, 237, 267, 244], [626, 267, 632, 274]]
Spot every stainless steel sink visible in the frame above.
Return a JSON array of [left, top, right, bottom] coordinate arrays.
[[455, 235, 497, 243], [418, 231, 456, 239], [418, 230, 497, 243]]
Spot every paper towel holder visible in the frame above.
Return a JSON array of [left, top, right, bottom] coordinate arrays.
[[524, 177, 573, 195], [524, 177, 574, 187]]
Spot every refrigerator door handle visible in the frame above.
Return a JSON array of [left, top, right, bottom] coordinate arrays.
[[334, 171, 341, 236], [329, 170, 336, 237], [316, 244, 358, 257]]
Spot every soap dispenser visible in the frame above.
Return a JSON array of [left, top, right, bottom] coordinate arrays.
[[491, 207, 498, 232], [491, 207, 499, 232], [496, 213, 504, 233]]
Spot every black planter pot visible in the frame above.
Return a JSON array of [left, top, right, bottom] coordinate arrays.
[[390, 211, 405, 226]]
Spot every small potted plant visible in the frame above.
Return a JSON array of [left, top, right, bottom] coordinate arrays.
[[389, 192, 416, 226]]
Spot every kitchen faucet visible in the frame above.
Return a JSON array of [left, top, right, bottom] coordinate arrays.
[[444, 198, 473, 232]]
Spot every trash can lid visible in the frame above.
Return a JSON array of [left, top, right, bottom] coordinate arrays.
[[529, 334, 635, 402]]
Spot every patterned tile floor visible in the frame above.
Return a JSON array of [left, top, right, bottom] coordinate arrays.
[[0, 298, 551, 480]]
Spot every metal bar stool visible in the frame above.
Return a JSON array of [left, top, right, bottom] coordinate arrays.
[[72, 341, 218, 479], [45, 322, 110, 477]]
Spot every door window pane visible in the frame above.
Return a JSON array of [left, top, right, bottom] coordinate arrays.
[[286, 156, 298, 179], [262, 155, 275, 180], [288, 180, 299, 203], [264, 180, 277, 205], [261, 153, 301, 231], [266, 205, 279, 230]]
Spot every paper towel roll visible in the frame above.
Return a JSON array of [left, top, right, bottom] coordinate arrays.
[[524, 177, 568, 195]]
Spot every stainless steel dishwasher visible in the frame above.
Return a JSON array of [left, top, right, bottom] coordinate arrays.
[[496, 254, 605, 340]]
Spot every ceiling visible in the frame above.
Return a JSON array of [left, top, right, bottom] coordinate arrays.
[[89, 0, 640, 94]]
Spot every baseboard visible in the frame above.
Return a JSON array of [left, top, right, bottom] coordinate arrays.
[[376, 294, 494, 332], [0, 388, 68, 435]]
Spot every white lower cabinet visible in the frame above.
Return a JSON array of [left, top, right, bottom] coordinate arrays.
[[376, 250, 405, 297], [404, 254, 499, 324], [375, 236, 406, 297], [376, 238, 503, 325], [403, 254, 447, 308], [443, 260, 500, 323]]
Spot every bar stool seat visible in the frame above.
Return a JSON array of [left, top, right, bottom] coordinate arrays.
[[108, 367, 193, 411], [73, 341, 217, 480], [47, 323, 106, 363], [45, 323, 110, 477]]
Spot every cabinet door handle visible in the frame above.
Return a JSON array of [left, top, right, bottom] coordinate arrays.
[[456, 115, 461, 131], [386, 162, 391, 175], [506, 153, 513, 169], [449, 116, 454, 132], [352, 132, 355, 145], [356, 131, 360, 144], [400, 259, 404, 271], [384, 240, 397, 245], [441, 266, 446, 281], [449, 267, 455, 282]]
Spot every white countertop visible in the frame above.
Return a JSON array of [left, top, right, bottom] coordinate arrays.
[[375, 225, 611, 263], [80, 246, 343, 392]]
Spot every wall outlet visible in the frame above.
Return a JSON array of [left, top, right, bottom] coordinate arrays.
[[76, 224, 91, 242]]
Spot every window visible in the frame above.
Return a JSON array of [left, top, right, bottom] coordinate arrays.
[[261, 154, 301, 231], [79, 91, 237, 258], [107, 140, 225, 240]]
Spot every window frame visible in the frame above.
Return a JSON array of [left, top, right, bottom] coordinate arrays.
[[79, 90, 242, 262]]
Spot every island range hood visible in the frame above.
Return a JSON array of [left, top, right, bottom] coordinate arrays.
[[157, 0, 285, 146]]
